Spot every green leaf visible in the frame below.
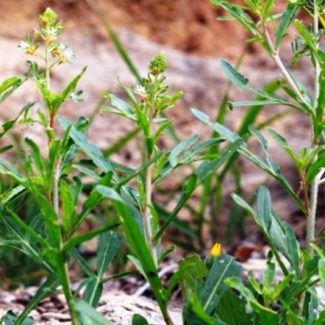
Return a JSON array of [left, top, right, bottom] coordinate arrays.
[[276, 2, 301, 48], [1, 311, 33, 325], [210, 0, 263, 38], [218, 61, 289, 104], [225, 277, 279, 323], [192, 108, 305, 213], [74, 299, 113, 325], [219, 59, 249, 88], [229, 100, 284, 108], [0, 102, 34, 138], [306, 151, 325, 184], [216, 290, 253, 325], [84, 231, 121, 307], [103, 94, 136, 121], [16, 274, 59, 325], [234, 187, 300, 276], [132, 314, 149, 325], [167, 255, 207, 301], [201, 254, 242, 313], [58, 116, 113, 173], [103, 127, 139, 157], [169, 134, 199, 167], [155, 139, 243, 242], [96, 185, 167, 304], [183, 292, 224, 325], [319, 259, 325, 288], [67, 172, 113, 236], [63, 223, 120, 252], [0, 76, 25, 103]]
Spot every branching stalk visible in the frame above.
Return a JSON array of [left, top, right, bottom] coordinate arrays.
[[264, 30, 309, 107]]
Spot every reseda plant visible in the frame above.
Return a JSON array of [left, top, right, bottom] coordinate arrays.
[[0, 9, 121, 325], [187, 0, 325, 323]]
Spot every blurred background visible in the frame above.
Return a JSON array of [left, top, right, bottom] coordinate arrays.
[[0, 0, 318, 286]]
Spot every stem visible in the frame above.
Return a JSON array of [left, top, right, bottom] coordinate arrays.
[[264, 30, 309, 107], [307, 170, 324, 249], [45, 42, 50, 89], [44, 42, 77, 322], [144, 122, 157, 263], [59, 255, 78, 325], [53, 158, 61, 218], [307, 1, 322, 252]]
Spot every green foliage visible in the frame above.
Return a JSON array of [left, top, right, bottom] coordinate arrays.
[[1, 1, 325, 324], [188, 0, 325, 323]]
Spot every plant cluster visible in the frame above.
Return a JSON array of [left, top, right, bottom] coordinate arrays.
[[1, 1, 325, 324]]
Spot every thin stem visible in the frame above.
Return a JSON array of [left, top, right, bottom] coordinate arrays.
[[143, 121, 156, 263], [307, 169, 324, 248], [307, 1, 322, 252], [59, 256, 78, 325], [264, 30, 310, 107], [53, 158, 61, 219], [44, 41, 77, 322], [45, 42, 50, 89]]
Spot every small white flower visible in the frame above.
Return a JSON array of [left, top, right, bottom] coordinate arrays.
[[134, 85, 146, 97], [63, 47, 75, 62], [18, 41, 29, 49], [52, 43, 75, 63]]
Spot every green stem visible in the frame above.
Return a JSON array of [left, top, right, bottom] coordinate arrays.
[[44, 42, 77, 323], [58, 254, 78, 325], [307, 0, 321, 253]]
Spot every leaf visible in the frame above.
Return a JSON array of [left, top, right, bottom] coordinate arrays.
[[306, 151, 325, 184], [233, 187, 300, 276], [84, 231, 121, 307], [155, 140, 243, 242], [210, 0, 262, 38], [219, 60, 249, 88], [1, 311, 33, 325], [103, 94, 136, 121], [16, 274, 59, 325], [225, 277, 279, 323], [218, 61, 289, 104], [216, 290, 253, 325], [192, 108, 305, 213], [58, 67, 87, 111], [103, 127, 139, 157], [229, 100, 284, 108], [166, 255, 207, 301], [58, 116, 113, 173], [200, 254, 242, 313], [132, 314, 149, 325], [0, 102, 34, 138], [276, 2, 301, 48], [0, 76, 24, 103], [74, 299, 113, 325], [169, 134, 199, 167], [96, 185, 168, 316], [63, 223, 120, 252], [183, 292, 224, 325], [319, 259, 325, 288]]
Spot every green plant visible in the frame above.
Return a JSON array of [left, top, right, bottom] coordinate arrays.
[[187, 0, 325, 323], [0, 9, 122, 324]]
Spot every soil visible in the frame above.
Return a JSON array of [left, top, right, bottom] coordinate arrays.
[[0, 0, 250, 58]]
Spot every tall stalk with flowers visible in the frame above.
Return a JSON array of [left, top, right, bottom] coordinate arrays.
[[0, 9, 121, 325]]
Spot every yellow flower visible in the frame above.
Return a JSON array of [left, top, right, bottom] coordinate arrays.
[[210, 242, 222, 257]]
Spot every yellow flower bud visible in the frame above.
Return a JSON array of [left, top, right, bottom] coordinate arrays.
[[210, 242, 222, 257]]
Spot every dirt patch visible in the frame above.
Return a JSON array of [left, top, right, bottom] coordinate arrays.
[[0, 0, 252, 58]]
